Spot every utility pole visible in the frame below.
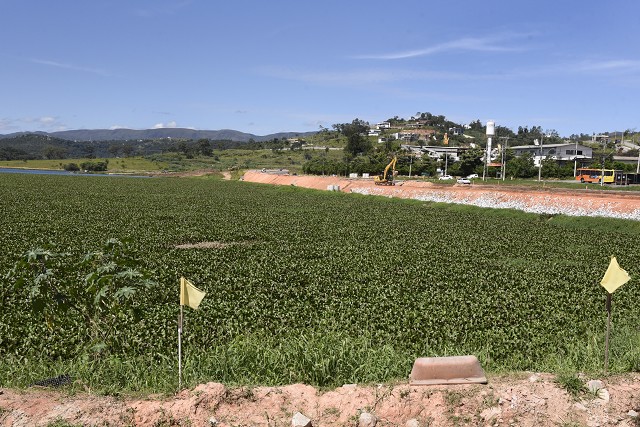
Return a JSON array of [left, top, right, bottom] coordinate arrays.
[[601, 137, 606, 187], [499, 136, 509, 181], [484, 121, 495, 181], [632, 131, 640, 173], [537, 134, 545, 182], [573, 138, 579, 177], [408, 153, 413, 178], [445, 152, 449, 176]]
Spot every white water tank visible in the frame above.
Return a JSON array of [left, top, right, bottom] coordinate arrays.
[[486, 121, 495, 136]]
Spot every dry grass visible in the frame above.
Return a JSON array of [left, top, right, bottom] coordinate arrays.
[[174, 241, 253, 249]]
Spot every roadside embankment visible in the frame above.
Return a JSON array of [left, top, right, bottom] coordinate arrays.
[[242, 171, 640, 220]]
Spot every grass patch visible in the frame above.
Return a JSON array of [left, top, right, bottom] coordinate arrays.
[[0, 157, 168, 172], [554, 373, 585, 398], [46, 421, 85, 427], [0, 331, 414, 394]]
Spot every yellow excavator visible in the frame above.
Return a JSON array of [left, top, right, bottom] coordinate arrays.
[[374, 156, 397, 185]]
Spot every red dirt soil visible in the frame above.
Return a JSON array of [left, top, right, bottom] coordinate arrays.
[[243, 171, 640, 220], [2, 374, 639, 426]]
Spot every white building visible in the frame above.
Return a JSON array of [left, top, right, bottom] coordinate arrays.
[[510, 143, 592, 166]]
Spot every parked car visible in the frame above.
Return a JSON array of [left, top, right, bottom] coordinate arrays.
[[457, 178, 471, 185], [438, 175, 453, 180], [466, 174, 479, 179]]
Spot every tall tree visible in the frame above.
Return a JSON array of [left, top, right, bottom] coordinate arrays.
[[43, 145, 68, 160], [334, 118, 372, 157], [469, 119, 483, 131], [197, 139, 212, 156], [108, 144, 120, 157], [506, 153, 536, 178], [121, 144, 134, 157], [457, 148, 485, 176]]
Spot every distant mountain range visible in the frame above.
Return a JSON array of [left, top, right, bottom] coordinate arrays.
[[0, 128, 316, 142], [0, 128, 319, 160]]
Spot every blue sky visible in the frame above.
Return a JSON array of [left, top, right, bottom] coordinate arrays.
[[1, 0, 639, 137]]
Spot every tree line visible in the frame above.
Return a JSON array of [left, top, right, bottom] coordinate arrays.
[[302, 117, 640, 179]]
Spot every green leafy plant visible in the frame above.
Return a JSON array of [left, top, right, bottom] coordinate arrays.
[[8, 238, 156, 356], [555, 373, 585, 398], [45, 420, 84, 427]]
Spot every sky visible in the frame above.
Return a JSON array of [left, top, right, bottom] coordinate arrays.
[[1, 0, 640, 138]]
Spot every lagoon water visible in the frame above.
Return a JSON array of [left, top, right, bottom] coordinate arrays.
[[0, 168, 150, 178], [0, 167, 76, 175]]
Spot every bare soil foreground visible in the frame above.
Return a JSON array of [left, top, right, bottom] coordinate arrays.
[[243, 171, 640, 221], [1, 374, 639, 426]]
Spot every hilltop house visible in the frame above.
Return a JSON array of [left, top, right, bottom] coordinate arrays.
[[402, 145, 464, 162], [390, 129, 435, 143]]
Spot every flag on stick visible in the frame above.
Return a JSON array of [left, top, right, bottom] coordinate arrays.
[[178, 276, 205, 389], [600, 256, 631, 373], [180, 276, 206, 310], [600, 256, 630, 294]]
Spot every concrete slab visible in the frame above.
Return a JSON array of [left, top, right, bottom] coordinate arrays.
[[409, 355, 487, 386]]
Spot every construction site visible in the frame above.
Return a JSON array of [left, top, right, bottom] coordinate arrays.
[[243, 170, 640, 221]]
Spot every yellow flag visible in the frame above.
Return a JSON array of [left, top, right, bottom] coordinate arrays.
[[180, 277, 206, 310], [600, 257, 630, 294]]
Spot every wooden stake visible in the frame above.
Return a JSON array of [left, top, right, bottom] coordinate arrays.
[[604, 292, 612, 374], [178, 305, 183, 389]]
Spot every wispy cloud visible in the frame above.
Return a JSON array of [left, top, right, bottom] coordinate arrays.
[[498, 58, 640, 81], [32, 116, 67, 130], [30, 58, 110, 76], [38, 116, 56, 125], [0, 116, 67, 132], [354, 34, 531, 60], [259, 65, 500, 86], [574, 60, 640, 73], [153, 121, 178, 129], [0, 118, 19, 132]]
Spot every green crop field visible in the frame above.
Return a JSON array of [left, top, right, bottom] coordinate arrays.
[[0, 173, 639, 393]]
